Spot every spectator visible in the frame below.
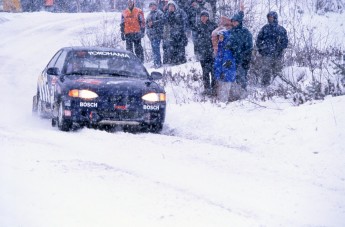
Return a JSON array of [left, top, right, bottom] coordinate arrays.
[[206, 0, 217, 18], [211, 15, 232, 56], [162, 1, 188, 65], [194, 10, 218, 95], [225, 11, 253, 90], [157, 0, 168, 11], [3, 0, 22, 12], [256, 11, 288, 86], [214, 29, 242, 102], [44, 0, 54, 12], [146, 2, 164, 68], [211, 2, 244, 56], [120, 0, 146, 63], [186, 0, 214, 59]]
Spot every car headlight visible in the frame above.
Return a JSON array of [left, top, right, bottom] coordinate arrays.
[[142, 92, 166, 102], [68, 89, 98, 99]]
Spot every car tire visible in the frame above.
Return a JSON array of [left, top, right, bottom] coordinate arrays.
[[32, 95, 38, 114], [33, 93, 47, 118], [37, 97, 45, 118], [57, 102, 72, 131]]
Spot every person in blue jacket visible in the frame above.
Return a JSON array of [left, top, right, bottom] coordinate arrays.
[[146, 2, 164, 68], [214, 29, 240, 102], [256, 11, 288, 86]]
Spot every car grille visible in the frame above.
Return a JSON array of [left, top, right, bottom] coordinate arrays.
[[109, 94, 141, 106], [99, 110, 139, 121]]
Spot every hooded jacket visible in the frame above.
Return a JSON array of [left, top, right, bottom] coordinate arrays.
[[225, 11, 253, 69], [163, 1, 188, 42], [256, 11, 288, 57], [214, 30, 237, 82]]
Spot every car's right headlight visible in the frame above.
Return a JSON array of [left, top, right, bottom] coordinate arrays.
[[142, 92, 166, 102]]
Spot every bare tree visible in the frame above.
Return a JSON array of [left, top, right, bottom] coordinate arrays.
[[316, 0, 345, 14]]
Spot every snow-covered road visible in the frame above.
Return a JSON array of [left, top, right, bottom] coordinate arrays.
[[0, 12, 344, 227]]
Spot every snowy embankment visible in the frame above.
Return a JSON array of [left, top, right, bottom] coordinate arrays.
[[0, 12, 344, 227]]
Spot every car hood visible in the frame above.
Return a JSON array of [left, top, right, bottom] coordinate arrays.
[[59, 75, 164, 95]]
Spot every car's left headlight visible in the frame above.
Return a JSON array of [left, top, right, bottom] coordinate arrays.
[[142, 92, 166, 102], [68, 89, 98, 99]]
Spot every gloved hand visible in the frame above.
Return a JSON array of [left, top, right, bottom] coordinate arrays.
[[223, 60, 232, 68], [121, 33, 125, 41]]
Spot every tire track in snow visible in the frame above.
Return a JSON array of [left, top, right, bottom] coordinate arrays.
[[49, 159, 259, 224]]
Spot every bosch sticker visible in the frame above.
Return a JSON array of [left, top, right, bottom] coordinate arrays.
[[143, 105, 159, 110], [80, 102, 98, 108]]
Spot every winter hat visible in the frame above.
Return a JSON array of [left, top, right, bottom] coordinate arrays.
[[231, 12, 243, 22], [267, 11, 278, 23], [149, 2, 157, 7], [167, 0, 177, 7], [200, 10, 209, 17], [267, 11, 278, 19]]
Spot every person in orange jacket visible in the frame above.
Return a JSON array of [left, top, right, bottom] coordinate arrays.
[[120, 0, 146, 62], [3, 0, 22, 12], [44, 0, 54, 11]]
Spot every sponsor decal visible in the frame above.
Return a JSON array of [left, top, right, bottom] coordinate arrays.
[[88, 51, 130, 58], [107, 81, 124, 85], [114, 105, 127, 110], [64, 100, 71, 107], [143, 105, 159, 111], [80, 102, 98, 108]]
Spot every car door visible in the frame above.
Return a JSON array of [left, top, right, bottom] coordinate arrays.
[[49, 50, 69, 107], [38, 50, 62, 107], [39, 49, 68, 108]]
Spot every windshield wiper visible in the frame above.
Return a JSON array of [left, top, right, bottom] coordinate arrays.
[[100, 70, 132, 77], [65, 71, 87, 75]]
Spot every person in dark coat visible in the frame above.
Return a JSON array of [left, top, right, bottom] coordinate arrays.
[[146, 2, 164, 68], [162, 1, 188, 65], [186, 0, 214, 58], [256, 11, 288, 86], [225, 11, 253, 90], [194, 10, 218, 95], [157, 0, 168, 11]]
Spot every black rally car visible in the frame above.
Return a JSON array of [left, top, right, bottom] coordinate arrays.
[[32, 47, 166, 132]]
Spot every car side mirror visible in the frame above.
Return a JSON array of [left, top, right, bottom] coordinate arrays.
[[149, 71, 163, 80], [47, 67, 60, 75]]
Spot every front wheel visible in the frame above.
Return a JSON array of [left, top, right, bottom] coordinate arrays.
[[57, 102, 72, 131]]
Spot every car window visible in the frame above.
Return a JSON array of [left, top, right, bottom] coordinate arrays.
[[54, 50, 68, 72], [63, 50, 149, 78], [46, 50, 62, 69]]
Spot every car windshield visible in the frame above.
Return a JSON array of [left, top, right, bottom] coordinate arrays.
[[63, 50, 149, 78]]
